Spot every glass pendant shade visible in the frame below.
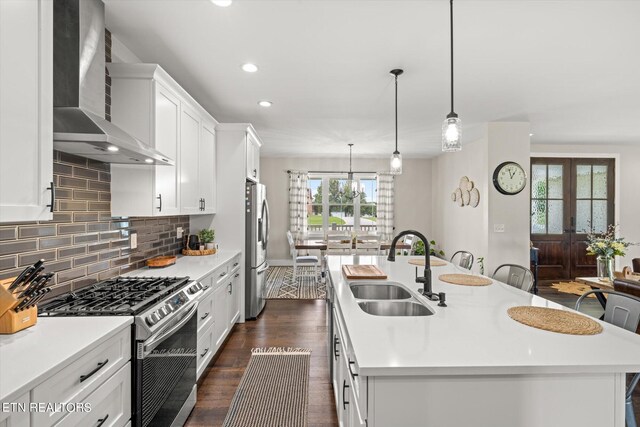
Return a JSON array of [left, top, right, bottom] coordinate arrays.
[[442, 114, 462, 152], [390, 152, 402, 175]]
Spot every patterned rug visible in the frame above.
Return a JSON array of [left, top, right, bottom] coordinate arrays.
[[265, 266, 326, 300], [550, 281, 596, 298]]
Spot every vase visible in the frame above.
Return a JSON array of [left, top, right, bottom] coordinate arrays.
[[596, 256, 614, 282], [205, 243, 214, 250]]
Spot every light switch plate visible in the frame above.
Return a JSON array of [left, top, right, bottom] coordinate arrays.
[[494, 224, 505, 233], [176, 227, 184, 239], [130, 232, 138, 249]]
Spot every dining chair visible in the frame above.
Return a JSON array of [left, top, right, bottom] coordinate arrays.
[[576, 289, 640, 427], [286, 231, 319, 282], [450, 250, 474, 270], [354, 232, 381, 255], [326, 232, 352, 255], [492, 264, 534, 293]]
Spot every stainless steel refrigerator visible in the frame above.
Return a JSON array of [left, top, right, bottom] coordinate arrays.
[[245, 182, 269, 319]]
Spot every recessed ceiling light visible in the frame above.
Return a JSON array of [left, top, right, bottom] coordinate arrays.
[[145, 158, 153, 164], [258, 101, 272, 107], [107, 145, 119, 152], [211, 0, 232, 7], [529, 133, 534, 137], [242, 63, 258, 73]]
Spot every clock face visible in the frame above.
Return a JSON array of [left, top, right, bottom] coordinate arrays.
[[493, 162, 527, 195]]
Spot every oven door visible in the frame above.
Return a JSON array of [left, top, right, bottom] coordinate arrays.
[[135, 301, 198, 427]]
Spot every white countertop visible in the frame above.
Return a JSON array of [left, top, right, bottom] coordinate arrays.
[[125, 250, 241, 281], [0, 317, 132, 402], [329, 255, 640, 377]]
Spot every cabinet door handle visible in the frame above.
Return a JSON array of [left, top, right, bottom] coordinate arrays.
[[200, 348, 209, 358], [202, 198, 206, 210], [228, 283, 232, 295], [46, 181, 55, 213], [96, 414, 109, 427], [342, 380, 350, 410], [253, 168, 257, 177], [348, 359, 358, 378], [334, 336, 340, 360], [157, 194, 162, 212], [80, 359, 109, 383], [200, 312, 210, 320]]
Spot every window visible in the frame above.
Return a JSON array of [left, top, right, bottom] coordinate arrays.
[[306, 174, 377, 233]]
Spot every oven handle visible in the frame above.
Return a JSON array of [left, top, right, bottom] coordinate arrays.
[[142, 301, 199, 357]]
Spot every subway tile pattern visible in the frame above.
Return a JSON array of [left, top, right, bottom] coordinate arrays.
[[0, 151, 190, 300]]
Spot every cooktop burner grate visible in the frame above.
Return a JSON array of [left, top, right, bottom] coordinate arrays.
[[38, 276, 191, 316]]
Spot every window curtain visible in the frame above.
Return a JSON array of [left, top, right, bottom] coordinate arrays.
[[288, 171, 308, 236], [377, 172, 395, 241]]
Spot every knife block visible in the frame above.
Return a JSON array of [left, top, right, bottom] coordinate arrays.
[[0, 277, 38, 334]]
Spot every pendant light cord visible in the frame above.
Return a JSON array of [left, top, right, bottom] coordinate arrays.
[[450, 0, 455, 114], [395, 73, 398, 152]]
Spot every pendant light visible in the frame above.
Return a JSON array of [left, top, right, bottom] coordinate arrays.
[[390, 69, 404, 175], [341, 144, 362, 200], [442, 0, 462, 152]]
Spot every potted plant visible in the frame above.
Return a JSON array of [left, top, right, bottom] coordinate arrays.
[[198, 228, 215, 250], [413, 240, 445, 258], [477, 257, 485, 275], [586, 224, 635, 282]]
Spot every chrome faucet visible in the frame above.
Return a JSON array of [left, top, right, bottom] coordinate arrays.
[[387, 230, 446, 306]]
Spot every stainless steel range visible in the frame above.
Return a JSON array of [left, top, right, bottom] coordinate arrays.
[[39, 276, 204, 427]]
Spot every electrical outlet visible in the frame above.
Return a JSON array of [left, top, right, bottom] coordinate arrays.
[[176, 227, 184, 239], [130, 232, 138, 249], [494, 224, 505, 233]]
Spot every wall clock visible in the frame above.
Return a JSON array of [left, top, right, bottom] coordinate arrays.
[[492, 161, 527, 195]]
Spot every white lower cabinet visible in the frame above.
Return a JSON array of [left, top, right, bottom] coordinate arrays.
[[195, 254, 243, 381], [0, 393, 29, 427], [53, 363, 131, 427]]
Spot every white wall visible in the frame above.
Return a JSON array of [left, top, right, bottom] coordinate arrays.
[[110, 34, 142, 63], [260, 157, 433, 263], [431, 122, 531, 274], [531, 143, 640, 268]]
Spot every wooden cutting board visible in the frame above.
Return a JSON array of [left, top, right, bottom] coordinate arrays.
[[342, 265, 387, 280]]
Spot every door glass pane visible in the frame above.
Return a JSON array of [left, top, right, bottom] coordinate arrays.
[[547, 165, 563, 199], [531, 165, 547, 198], [360, 205, 377, 232], [531, 200, 546, 234], [592, 200, 607, 233], [576, 200, 591, 233], [328, 205, 352, 232], [548, 200, 563, 234], [592, 165, 608, 199], [576, 165, 592, 198]]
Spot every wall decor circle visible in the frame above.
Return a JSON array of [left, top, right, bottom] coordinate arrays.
[[451, 176, 480, 208], [470, 187, 480, 207]]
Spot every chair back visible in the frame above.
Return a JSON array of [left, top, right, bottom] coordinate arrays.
[[492, 264, 534, 293], [576, 290, 640, 333], [450, 250, 474, 270], [633, 258, 640, 273], [286, 231, 297, 257], [326, 232, 352, 255], [355, 232, 381, 255]]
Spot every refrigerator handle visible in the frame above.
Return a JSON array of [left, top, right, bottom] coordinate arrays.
[[262, 199, 270, 250]]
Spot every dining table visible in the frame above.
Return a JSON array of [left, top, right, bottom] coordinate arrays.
[[575, 276, 615, 308]]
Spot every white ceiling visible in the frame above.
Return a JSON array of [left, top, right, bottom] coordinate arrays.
[[105, 0, 640, 158]]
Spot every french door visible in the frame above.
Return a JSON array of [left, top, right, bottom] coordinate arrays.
[[530, 158, 614, 280]]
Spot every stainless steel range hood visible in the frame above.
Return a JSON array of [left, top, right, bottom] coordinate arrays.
[[53, 0, 173, 165]]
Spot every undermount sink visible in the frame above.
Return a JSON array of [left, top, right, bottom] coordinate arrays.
[[349, 282, 412, 300], [358, 301, 434, 317]]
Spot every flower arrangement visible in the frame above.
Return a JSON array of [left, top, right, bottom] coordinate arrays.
[[586, 224, 634, 258]]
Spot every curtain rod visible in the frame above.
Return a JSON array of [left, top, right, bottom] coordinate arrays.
[[286, 170, 379, 174]]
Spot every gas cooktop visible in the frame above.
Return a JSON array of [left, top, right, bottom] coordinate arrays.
[[38, 276, 193, 316]]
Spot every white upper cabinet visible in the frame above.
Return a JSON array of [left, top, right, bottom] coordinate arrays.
[[0, 0, 53, 223], [246, 132, 261, 182], [107, 64, 217, 216]]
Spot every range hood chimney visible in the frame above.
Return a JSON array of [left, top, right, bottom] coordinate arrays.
[[53, 0, 173, 165]]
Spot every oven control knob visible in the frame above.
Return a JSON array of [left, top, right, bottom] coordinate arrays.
[[158, 307, 168, 317], [145, 315, 157, 326], [188, 284, 199, 294], [165, 303, 174, 313]]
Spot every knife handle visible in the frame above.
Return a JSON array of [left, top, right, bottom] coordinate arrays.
[[8, 266, 34, 291], [47, 181, 55, 213]]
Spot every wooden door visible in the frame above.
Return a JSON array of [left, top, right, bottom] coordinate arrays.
[[531, 158, 614, 280]]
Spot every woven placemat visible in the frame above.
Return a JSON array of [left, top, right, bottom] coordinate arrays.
[[438, 273, 492, 286], [408, 258, 447, 267], [507, 306, 603, 335]]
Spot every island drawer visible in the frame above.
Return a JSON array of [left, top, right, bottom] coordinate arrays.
[[230, 256, 241, 273], [31, 327, 131, 426], [53, 363, 131, 427], [197, 290, 214, 334]]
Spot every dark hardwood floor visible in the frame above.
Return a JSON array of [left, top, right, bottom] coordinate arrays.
[[185, 299, 338, 427], [187, 285, 639, 425]]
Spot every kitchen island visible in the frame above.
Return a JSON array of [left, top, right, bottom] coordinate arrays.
[[327, 255, 640, 427]]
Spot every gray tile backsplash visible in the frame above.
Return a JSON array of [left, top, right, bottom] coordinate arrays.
[[0, 151, 190, 300]]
